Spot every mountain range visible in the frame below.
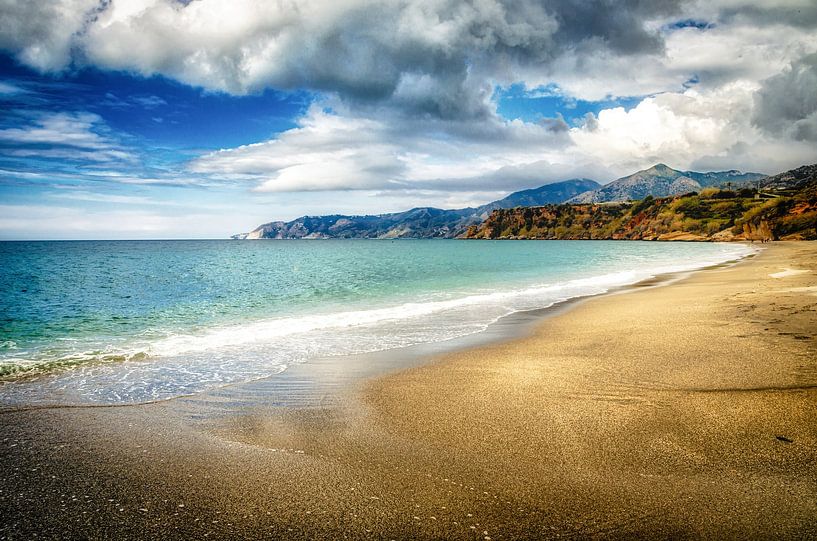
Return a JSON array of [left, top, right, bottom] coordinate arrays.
[[233, 178, 600, 239], [567, 164, 766, 203], [464, 163, 817, 242], [234, 164, 766, 239]]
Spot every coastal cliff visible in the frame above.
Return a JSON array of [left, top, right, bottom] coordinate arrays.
[[464, 164, 817, 241]]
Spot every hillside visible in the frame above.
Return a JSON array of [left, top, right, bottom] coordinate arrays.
[[233, 164, 791, 240], [464, 164, 817, 242], [568, 164, 765, 203], [758, 163, 817, 191], [489, 178, 599, 207], [234, 179, 600, 239]]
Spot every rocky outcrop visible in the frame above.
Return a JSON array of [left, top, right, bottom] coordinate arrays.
[[656, 231, 708, 241]]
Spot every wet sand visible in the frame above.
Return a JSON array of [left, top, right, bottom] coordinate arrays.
[[1, 242, 816, 539]]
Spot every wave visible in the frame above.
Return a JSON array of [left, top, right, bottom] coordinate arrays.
[[145, 248, 751, 359], [0, 351, 149, 379], [0, 243, 755, 404]]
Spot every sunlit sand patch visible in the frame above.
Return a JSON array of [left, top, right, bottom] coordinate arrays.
[[769, 268, 810, 278], [783, 286, 817, 297]]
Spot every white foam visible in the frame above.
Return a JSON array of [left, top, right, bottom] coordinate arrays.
[[0, 242, 755, 405], [147, 244, 753, 358]]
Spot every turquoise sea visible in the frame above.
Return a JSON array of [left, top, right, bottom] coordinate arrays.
[[0, 240, 753, 405]]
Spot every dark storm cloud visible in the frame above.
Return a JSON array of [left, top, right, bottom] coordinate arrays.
[[753, 53, 817, 142], [0, 0, 685, 121], [718, 3, 817, 29], [549, 0, 684, 54]]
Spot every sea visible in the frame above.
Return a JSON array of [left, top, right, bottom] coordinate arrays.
[[0, 239, 754, 406]]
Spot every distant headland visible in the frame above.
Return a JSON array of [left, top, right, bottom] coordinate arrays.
[[233, 163, 817, 242]]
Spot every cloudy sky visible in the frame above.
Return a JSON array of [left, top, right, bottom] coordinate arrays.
[[0, 0, 816, 239]]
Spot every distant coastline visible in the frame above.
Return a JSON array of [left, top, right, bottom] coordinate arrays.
[[233, 162, 815, 242]]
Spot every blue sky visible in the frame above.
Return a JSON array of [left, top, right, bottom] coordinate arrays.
[[0, 0, 815, 239], [495, 84, 642, 125]]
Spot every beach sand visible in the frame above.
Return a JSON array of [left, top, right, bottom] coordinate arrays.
[[1, 242, 816, 539]]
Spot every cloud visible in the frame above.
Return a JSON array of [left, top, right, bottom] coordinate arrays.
[[190, 103, 578, 192], [534, 15, 817, 101], [0, 0, 689, 120], [1, 0, 817, 242], [753, 53, 817, 142], [0, 81, 25, 95], [0, 111, 116, 149], [0, 203, 239, 239], [50, 191, 176, 206], [569, 81, 817, 175], [0, 110, 136, 164], [1, 1, 815, 117], [713, 0, 817, 29], [101, 92, 168, 109], [0, 110, 219, 189], [191, 106, 405, 191], [3, 147, 134, 162], [0, 0, 100, 71]]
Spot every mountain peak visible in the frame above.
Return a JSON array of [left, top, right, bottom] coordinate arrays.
[[645, 163, 677, 175], [568, 165, 766, 203]]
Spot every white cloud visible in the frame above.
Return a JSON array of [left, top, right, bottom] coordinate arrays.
[[0, 111, 111, 149], [0, 0, 687, 119], [0, 111, 137, 164], [0, 0, 816, 241], [569, 83, 817, 176], [191, 104, 581, 193], [0, 81, 25, 95], [4, 147, 134, 162], [50, 191, 176, 206], [0, 0, 99, 71], [531, 19, 817, 101]]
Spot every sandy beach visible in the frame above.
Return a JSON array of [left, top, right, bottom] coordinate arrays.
[[1, 241, 816, 539]]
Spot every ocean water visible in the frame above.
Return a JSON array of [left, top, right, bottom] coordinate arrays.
[[0, 239, 753, 405]]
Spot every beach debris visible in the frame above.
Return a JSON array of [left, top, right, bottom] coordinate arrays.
[[775, 435, 793, 443]]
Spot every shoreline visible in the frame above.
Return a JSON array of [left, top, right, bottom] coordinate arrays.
[[0, 243, 756, 412], [1, 242, 815, 539]]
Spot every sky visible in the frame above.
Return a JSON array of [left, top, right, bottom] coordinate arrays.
[[0, 0, 816, 239]]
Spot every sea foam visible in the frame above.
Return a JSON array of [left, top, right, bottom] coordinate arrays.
[[0, 241, 755, 406]]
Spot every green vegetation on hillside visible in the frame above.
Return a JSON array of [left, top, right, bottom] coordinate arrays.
[[464, 178, 817, 242]]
